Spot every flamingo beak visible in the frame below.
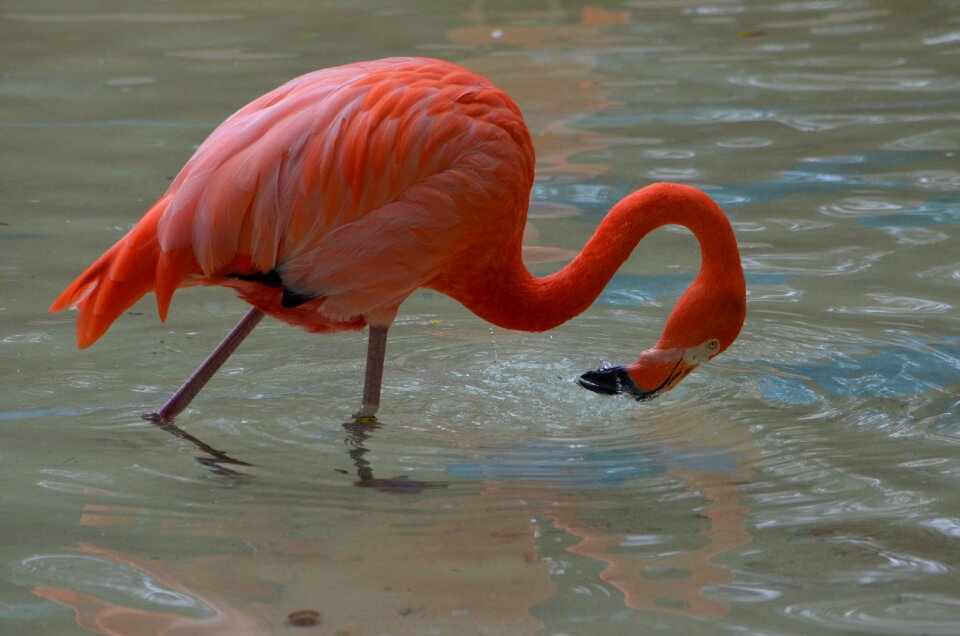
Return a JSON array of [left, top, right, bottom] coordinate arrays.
[[578, 365, 648, 398], [578, 347, 698, 400]]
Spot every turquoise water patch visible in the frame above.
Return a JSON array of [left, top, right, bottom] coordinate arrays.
[[761, 339, 960, 403], [599, 272, 791, 306]]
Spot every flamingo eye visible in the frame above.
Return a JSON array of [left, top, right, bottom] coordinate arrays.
[[707, 339, 720, 352]]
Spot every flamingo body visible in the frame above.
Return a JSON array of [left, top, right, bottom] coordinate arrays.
[[51, 57, 746, 418], [52, 58, 534, 344]]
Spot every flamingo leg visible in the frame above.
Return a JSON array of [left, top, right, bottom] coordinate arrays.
[[356, 325, 388, 421], [144, 307, 264, 423]]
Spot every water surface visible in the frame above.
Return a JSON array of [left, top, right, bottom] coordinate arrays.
[[2, 0, 959, 634]]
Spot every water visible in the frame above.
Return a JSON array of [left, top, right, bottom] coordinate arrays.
[[2, 0, 959, 633]]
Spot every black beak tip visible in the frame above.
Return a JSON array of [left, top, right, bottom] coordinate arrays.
[[578, 368, 621, 395], [578, 366, 659, 401]]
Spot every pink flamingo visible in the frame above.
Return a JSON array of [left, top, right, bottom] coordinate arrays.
[[50, 57, 746, 422]]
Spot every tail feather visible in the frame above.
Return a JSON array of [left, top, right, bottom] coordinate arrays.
[[49, 197, 199, 349], [154, 248, 198, 321]]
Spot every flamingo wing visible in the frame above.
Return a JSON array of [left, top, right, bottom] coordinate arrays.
[[52, 57, 535, 346]]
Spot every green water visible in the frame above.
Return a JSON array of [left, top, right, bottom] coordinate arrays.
[[2, 1, 959, 634]]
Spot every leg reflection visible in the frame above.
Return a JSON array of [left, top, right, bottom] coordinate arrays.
[[147, 418, 252, 479], [342, 420, 446, 494], [144, 414, 448, 492]]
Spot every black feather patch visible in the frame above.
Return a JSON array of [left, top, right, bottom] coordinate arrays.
[[281, 287, 316, 308], [229, 270, 284, 287], [228, 269, 318, 308]]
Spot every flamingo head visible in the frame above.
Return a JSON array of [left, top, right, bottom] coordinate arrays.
[[578, 275, 745, 400]]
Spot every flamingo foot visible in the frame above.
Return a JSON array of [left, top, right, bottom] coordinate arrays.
[[352, 412, 379, 425]]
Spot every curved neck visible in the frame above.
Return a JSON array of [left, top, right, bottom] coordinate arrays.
[[439, 182, 743, 332]]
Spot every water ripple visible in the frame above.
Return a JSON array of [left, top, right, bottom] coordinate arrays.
[[918, 264, 960, 282], [881, 226, 949, 246], [717, 137, 773, 149], [643, 149, 696, 160], [825, 536, 951, 577], [883, 129, 960, 151], [829, 294, 952, 316], [820, 197, 916, 219], [785, 594, 960, 634], [921, 517, 960, 539], [910, 170, 960, 192], [705, 584, 782, 604], [744, 247, 889, 275], [776, 112, 960, 132], [645, 167, 702, 181], [18, 554, 216, 615], [732, 71, 960, 93], [1, 332, 53, 344]]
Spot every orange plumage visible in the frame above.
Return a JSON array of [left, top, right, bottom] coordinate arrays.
[[50, 57, 745, 420], [52, 58, 534, 347]]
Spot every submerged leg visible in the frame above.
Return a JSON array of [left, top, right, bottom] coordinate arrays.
[[144, 307, 264, 423], [356, 325, 389, 421]]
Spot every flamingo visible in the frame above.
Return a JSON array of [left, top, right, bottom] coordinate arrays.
[[50, 57, 746, 423]]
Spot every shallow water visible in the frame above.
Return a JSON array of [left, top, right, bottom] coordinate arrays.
[[2, 0, 959, 634]]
